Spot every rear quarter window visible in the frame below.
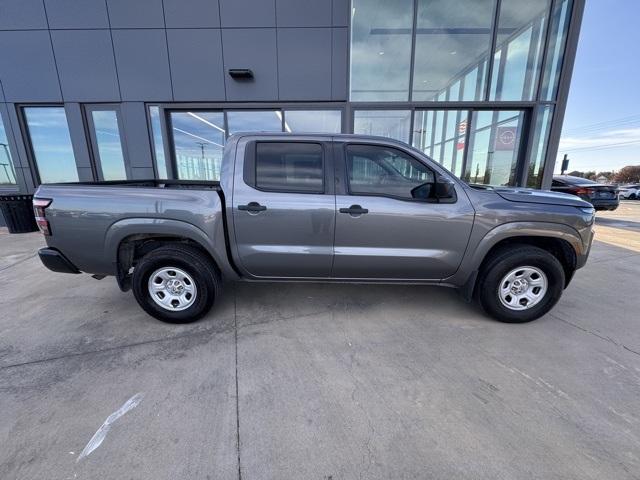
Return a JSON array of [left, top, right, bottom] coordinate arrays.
[[254, 142, 324, 193]]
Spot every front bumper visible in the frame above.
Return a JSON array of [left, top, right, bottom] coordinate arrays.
[[38, 248, 80, 274]]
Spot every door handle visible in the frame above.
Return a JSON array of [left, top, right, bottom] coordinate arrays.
[[339, 204, 368, 215], [238, 201, 267, 212]]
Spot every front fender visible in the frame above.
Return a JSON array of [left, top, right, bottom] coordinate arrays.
[[445, 221, 586, 288]]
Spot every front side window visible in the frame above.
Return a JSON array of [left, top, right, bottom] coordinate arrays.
[[346, 144, 436, 201], [24, 107, 78, 184], [0, 114, 17, 186], [255, 142, 323, 193]]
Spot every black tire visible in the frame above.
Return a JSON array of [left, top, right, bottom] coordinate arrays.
[[476, 245, 565, 323], [132, 244, 220, 323], [629, 193, 637, 200]]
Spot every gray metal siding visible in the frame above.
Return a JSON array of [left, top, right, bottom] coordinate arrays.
[[112, 29, 173, 101], [119, 102, 154, 170], [331, 27, 348, 100], [276, 0, 332, 27], [51, 30, 120, 102], [219, 0, 276, 27], [163, 0, 221, 28], [0, 0, 47, 30], [167, 29, 225, 101], [44, 0, 110, 29], [0, 30, 61, 102], [277, 28, 332, 100], [222, 29, 278, 101], [106, 0, 165, 29]]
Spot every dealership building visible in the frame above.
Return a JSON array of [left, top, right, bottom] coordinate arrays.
[[0, 0, 584, 216]]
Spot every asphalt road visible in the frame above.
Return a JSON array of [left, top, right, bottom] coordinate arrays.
[[1, 205, 639, 479]]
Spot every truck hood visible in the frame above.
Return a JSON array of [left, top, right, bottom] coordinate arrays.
[[492, 187, 592, 208]]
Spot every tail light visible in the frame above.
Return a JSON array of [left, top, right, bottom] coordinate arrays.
[[575, 187, 594, 196], [33, 198, 52, 235]]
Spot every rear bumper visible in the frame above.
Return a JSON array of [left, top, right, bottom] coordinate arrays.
[[38, 248, 80, 274], [589, 198, 619, 210]]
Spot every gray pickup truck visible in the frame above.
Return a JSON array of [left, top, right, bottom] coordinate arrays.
[[34, 133, 595, 324]]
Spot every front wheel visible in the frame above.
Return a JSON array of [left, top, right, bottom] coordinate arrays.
[[476, 245, 565, 323], [132, 244, 220, 323]]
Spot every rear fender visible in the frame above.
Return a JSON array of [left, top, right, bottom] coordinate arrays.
[[104, 218, 236, 279]]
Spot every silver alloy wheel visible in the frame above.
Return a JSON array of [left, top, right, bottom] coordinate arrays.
[[148, 267, 197, 312], [498, 266, 548, 311]]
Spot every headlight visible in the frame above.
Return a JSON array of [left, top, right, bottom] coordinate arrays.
[[579, 207, 595, 215]]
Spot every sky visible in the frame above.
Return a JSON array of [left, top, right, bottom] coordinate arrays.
[[557, 0, 640, 173]]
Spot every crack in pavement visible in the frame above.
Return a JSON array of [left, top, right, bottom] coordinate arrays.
[[0, 324, 234, 371], [551, 314, 640, 357], [0, 253, 38, 273]]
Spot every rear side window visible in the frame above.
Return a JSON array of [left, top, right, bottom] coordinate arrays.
[[345, 144, 435, 201], [255, 142, 323, 193]]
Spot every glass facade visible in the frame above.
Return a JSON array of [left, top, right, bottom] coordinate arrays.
[[0, 115, 17, 186], [23, 107, 78, 184], [0, 0, 579, 195], [347, 0, 575, 187]]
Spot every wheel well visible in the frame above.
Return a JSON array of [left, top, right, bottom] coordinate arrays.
[[116, 234, 219, 291], [479, 236, 577, 288]]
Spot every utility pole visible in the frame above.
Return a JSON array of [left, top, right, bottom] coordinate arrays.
[[560, 154, 569, 175]]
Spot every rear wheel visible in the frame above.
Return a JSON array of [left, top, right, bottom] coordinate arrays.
[[476, 245, 565, 323], [132, 244, 220, 323]]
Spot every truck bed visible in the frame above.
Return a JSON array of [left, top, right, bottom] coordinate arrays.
[[35, 180, 230, 277]]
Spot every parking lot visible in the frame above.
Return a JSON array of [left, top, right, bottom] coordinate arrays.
[[1, 202, 640, 480]]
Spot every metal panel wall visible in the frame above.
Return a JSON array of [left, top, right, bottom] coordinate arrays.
[[51, 30, 121, 102]]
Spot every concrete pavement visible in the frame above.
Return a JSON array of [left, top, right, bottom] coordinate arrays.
[[1, 206, 639, 479]]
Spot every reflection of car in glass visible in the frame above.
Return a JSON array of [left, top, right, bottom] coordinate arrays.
[[618, 184, 640, 200], [551, 175, 619, 211], [34, 134, 595, 325]]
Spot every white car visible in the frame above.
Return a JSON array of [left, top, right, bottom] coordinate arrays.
[[618, 184, 640, 200]]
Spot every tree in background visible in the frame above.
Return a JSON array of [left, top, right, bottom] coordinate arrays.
[[613, 165, 640, 184]]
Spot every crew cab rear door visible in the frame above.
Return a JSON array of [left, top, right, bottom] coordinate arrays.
[[332, 141, 474, 280], [231, 138, 335, 278]]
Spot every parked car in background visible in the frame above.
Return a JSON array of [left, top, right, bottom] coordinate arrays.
[[33, 134, 595, 324], [618, 184, 640, 200], [551, 175, 619, 211]]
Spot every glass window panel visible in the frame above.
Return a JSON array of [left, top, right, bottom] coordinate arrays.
[[350, 0, 413, 101], [255, 142, 323, 193], [346, 144, 435, 201], [170, 111, 225, 181], [24, 107, 78, 184], [413, 109, 469, 177], [490, 0, 550, 100], [448, 80, 461, 102], [0, 115, 17, 185], [541, 0, 572, 100], [91, 110, 127, 181], [353, 110, 411, 143], [227, 111, 282, 135], [465, 110, 526, 186], [149, 106, 167, 179], [284, 110, 341, 133], [412, 110, 434, 153], [412, 0, 495, 101], [527, 105, 554, 188]]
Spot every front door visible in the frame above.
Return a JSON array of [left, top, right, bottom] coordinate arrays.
[[232, 140, 335, 278], [332, 142, 474, 280]]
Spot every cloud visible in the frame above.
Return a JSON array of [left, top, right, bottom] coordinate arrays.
[[559, 126, 640, 150]]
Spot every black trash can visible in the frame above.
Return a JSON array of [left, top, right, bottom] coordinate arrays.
[[0, 194, 39, 234]]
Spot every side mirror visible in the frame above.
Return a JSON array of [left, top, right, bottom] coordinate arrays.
[[435, 176, 457, 202]]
